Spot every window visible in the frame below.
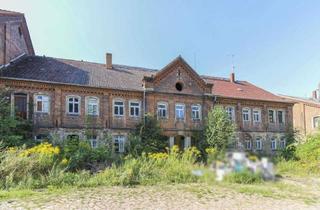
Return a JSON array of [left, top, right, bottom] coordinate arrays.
[[271, 138, 277, 150], [191, 105, 201, 120], [114, 100, 124, 116], [88, 135, 98, 149], [242, 108, 250, 122], [129, 101, 140, 117], [280, 138, 286, 150], [67, 96, 80, 114], [157, 103, 168, 118], [114, 135, 125, 153], [253, 109, 261, 123], [245, 139, 252, 150], [175, 104, 185, 120], [277, 110, 285, 124], [86, 97, 99, 116], [35, 95, 49, 113], [255, 137, 262, 150], [34, 134, 49, 142], [313, 116, 320, 128], [67, 134, 79, 141], [226, 106, 235, 121], [268, 110, 275, 123], [175, 82, 183, 91]]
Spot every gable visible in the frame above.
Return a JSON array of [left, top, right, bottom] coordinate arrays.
[[146, 56, 212, 95]]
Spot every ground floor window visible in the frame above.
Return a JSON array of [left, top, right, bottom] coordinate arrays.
[[245, 139, 252, 150], [279, 138, 286, 149], [271, 138, 277, 150], [114, 135, 125, 153], [67, 134, 80, 141], [255, 137, 262, 150], [88, 135, 98, 148], [34, 134, 49, 142]]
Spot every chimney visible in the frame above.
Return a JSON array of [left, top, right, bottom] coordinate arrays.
[[312, 90, 318, 100], [106, 53, 112, 69], [230, 72, 235, 83]]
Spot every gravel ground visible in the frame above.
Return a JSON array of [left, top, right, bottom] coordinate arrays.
[[0, 180, 319, 210]]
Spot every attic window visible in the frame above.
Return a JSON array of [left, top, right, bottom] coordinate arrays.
[[175, 82, 183, 91], [18, 26, 22, 37]]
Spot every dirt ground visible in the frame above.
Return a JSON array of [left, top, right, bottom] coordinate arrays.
[[0, 178, 319, 210]]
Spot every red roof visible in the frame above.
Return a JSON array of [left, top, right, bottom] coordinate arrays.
[[203, 76, 290, 103]]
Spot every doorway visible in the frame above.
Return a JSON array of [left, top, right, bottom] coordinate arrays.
[[14, 93, 28, 119], [174, 135, 185, 151]]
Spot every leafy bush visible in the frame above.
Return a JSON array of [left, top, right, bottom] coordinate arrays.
[[224, 170, 262, 184]]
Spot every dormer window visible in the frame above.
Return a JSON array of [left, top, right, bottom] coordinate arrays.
[[175, 82, 183, 91]]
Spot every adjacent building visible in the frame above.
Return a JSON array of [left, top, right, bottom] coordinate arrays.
[[0, 9, 294, 154]]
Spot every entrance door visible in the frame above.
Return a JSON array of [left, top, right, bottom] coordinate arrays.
[[174, 135, 185, 151], [14, 93, 28, 119]]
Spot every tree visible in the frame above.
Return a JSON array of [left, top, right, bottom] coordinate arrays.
[[280, 126, 300, 160], [128, 114, 167, 155], [0, 88, 32, 147], [205, 106, 235, 151]]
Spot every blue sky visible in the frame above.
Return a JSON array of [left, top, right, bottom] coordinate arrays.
[[1, 0, 320, 97]]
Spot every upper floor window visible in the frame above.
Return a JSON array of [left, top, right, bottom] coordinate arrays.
[[245, 139, 252, 150], [271, 138, 277, 150], [175, 104, 185, 120], [129, 101, 140, 117], [242, 108, 251, 122], [253, 109, 261, 123], [191, 105, 201, 120], [277, 110, 285, 124], [35, 95, 49, 113], [114, 100, 124, 116], [226, 106, 235, 121], [67, 96, 80, 115], [86, 97, 99, 116], [280, 137, 286, 150], [313, 116, 320, 129], [157, 102, 168, 119], [268, 109, 275, 123], [255, 137, 262, 150], [114, 135, 125, 153]]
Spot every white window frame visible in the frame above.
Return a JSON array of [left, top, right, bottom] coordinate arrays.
[[226, 106, 235, 121], [66, 95, 81, 115], [253, 108, 261, 123], [312, 116, 320, 129], [34, 94, 50, 113], [277, 110, 285, 124], [175, 103, 185, 120], [191, 104, 201, 120], [85, 96, 99, 116], [113, 99, 125, 117], [245, 139, 252, 150], [242, 108, 251, 122], [268, 109, 276, 123], [88, 135, 98, 149], [114, 135, 125, 153], [129, 100, 141, 117], [280, 138, 286, 150], [157, 102, 168, 119], [255, 137, 262, 150], [271, 138, 277, 150]]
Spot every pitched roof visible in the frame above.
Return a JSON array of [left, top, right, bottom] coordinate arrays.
[[0, 55, 290, 103], [279, 95, 320, 107], [202, 76, 290, 103], [0, 55, 156, 91]]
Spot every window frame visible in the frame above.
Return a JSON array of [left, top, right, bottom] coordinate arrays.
[[113, 99, 125, 117], [85, 96, 99, 116], [88, 135, 98, 149], [34, 94, 50, 114], [245, 139, 252, 150], [157, 102, 168, 119], [114, 135, 125, 153], [279, 137, 286, 150], [226, 106, 235, 121], [268, 109, 276, 123], [175, 103, 185, 120], [242, 108, 251, 122], [191, 104, 201, 120], [312, 116, 320, 129], [255, 137, 262, 150], [277, 110, 285, 124], [129, 100, 141, 117], [252, 108, 261, 123], [271, 138, 277, 150], [66, 95, 81, 115]]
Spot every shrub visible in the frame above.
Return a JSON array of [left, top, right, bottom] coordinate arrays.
[[224, 170, 262, 184]]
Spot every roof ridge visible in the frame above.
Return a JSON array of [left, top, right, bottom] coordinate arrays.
[[0, 9, 23, 16]]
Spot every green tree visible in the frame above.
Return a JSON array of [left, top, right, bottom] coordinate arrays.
[[0, 88, 32, 147], [205, 106, 235, 151], [128, 114, 167, 156], [280, 126, 300, 160]]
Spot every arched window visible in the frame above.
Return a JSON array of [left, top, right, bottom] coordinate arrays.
[[255, 137, 262, 150]]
